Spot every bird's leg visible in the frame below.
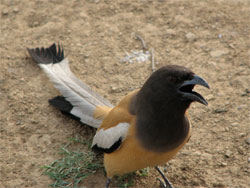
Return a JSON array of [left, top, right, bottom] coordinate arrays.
[[155, 166, 174, 188], [105, 178, 111, 188]]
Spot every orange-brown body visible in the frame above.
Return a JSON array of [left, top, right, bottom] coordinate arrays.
[[95, 90, 191, 177]]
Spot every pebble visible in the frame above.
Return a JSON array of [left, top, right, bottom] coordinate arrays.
[[207, 61, 217, 66], [248, 158, 250, 163], [229, 43, 235, 49], [30, 119, 39, 124], [16, 120, 22, 125], [210, 49, 229, 58], [239, 133, 245, 137], [237, 147, 244, 155], [214, 108, 228, 113], [13, 7, 19, 13], [110, 86, 122, 93], [166, 29, 176, 36], [206, 94, 215, 101], [241, 89, 249, 96], [245, 137, 250, 145], [221, 162, 227, 167], [185, 32, 197, 42], [224, 150, 232, 158], [231, 122, 239, 127], [2, 9, 8, 15], [33, 21, 39, 27]]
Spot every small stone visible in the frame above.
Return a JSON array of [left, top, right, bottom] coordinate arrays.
[[16, 120, 22, 125], [245, 137, 250, 145], [224, 150, 232, 158], [221, 162, 227, 167], [2, 9, 8, 15], [33, 21, 39, 26], [166, 29, 176, 36], [13, 7, 19, 13], [238, 147, 244, 155], [231, 123, 239, 127], [248, 158, 250, 163], [30, 119, 38, 124], [239, 133, 245, 137], [210, 49, 229, 58], [185, 32, 197, 42], [229, 44, 235, 49], [214, 108, 228, 113], [110, 86, 122, 93], [206, 94, 215, 101], [207, 61, 217, 66]]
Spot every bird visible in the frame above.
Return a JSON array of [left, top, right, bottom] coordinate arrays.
[[27, 43, 210, 188]]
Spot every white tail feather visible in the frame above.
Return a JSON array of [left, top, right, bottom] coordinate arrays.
[[39, 58, 113, 128]]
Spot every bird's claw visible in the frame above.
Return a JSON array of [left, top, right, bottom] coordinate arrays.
[[157, 177, 174, 188], [157, 178, 167, 188], [155, 166, 174, 188]]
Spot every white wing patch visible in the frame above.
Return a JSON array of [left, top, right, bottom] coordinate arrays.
[[92, 122, 130, 149]]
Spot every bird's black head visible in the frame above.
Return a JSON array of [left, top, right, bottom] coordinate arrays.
[[138, 65, 209, 109], [133, 65, 210, 152]]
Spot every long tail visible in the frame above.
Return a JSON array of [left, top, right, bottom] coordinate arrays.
[[27, 43, 113, 128]]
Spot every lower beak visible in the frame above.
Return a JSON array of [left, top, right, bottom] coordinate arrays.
[[179, 75, 210, 105]]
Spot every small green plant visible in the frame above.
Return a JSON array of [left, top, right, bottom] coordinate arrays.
[[116, 172, 136, 188], [42, 137, 103, 188], [114, 168, 149, 188], [138, 167, 149, 177]]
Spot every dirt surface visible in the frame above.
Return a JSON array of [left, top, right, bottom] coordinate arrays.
[[0, 0, 250, 187]]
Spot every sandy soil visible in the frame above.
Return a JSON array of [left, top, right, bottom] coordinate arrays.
[[0, 0, 249, 187]]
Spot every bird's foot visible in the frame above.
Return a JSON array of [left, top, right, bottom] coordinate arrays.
[[157, 178, 173, 188], [105, 178, 111, 188], [155, 166, 174, 188]]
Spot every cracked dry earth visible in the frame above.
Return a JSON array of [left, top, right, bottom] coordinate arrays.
[[0, 0, 249, 188]]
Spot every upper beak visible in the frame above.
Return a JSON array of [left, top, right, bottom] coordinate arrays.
[[181, 75, 210, 89], [179, 75, 210, 105]]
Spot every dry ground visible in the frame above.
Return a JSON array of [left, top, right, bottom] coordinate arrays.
[[0, 0, 249, 187]]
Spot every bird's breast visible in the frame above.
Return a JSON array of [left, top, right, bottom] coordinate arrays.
[[104, 119, 191, 178]]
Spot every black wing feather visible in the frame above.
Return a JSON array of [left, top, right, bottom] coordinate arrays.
[[92, 137, 122, 154]]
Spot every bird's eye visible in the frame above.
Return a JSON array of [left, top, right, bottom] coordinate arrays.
[[169, 76, 178, 83]]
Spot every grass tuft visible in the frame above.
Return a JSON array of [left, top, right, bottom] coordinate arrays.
[[42, 136, 149, 188], [42, 137, 103, 188], [114, 167, 149, 188]]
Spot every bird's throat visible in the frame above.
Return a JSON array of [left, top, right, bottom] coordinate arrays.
[[135, 102, 190, 153]]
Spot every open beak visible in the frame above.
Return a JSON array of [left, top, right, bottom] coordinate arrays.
[[178, 75, 210, 105]]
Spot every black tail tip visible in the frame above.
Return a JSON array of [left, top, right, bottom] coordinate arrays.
[[28, 43, 64, 64]]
